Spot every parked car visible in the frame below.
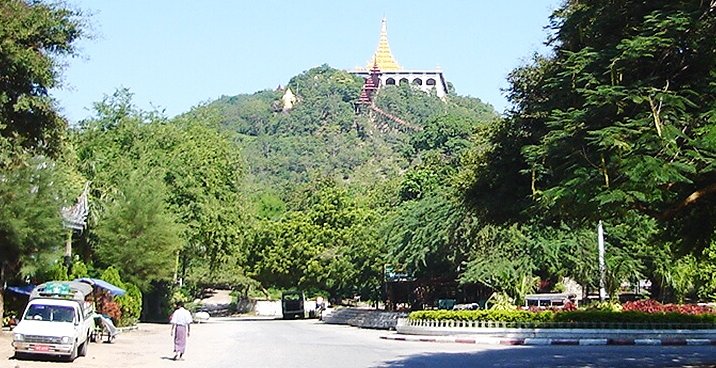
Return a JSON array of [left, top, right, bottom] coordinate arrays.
[[12, 281, 95, 362], [281, 290, 306, 319]]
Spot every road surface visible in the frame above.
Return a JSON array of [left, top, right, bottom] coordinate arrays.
[[2, 317, 715, 367]]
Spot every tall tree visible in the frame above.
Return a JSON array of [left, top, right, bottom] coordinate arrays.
[[0, 140, 67, 318], [465, 1, 716, 249], [0, 0, 85, 157], [93, 169, 183, 292], [0, 0, 85, 320]]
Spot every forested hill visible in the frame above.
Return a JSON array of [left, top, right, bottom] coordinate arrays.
[[192, 65, 497, 196]]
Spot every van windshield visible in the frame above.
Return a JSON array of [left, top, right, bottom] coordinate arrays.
[[24, 304, 75, 323]]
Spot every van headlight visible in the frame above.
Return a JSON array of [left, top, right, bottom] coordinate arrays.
[[13, 333, 24, 342], [61, 336, 71, 344]]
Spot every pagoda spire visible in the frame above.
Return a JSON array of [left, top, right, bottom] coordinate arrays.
[[368, 18, 401, 71]]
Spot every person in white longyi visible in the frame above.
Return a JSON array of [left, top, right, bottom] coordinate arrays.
[[170, 301, 193, 361]]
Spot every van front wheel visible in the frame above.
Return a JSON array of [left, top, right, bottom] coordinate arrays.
[[79, 339, 88, 356], [66, 343, 78, 362]]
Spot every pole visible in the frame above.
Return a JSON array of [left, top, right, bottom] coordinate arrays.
[[598, 221, 607, 301], [64, 228, 73, 270]]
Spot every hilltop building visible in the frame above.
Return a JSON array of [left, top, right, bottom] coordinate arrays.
[[350, 18, 449, 103], [281, 87, 297, 112]]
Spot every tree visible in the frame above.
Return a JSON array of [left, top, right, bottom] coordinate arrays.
[[93, 169, 183, 292], [0, 0, 85, 157], [247, 179, 383, 301], [73, 91, 248, 292], [460, 1, 716, 301], [0, 142, 67, 318], [527, 1, 716, 249]]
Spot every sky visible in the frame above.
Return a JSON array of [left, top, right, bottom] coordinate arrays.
[[52, 1, 563, 123]]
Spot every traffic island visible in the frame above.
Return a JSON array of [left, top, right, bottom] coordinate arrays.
[[392, 314, 716, 346], [381, 332, 716, 346]]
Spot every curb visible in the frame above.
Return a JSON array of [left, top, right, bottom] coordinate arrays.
[[380, 335, 716, 346], [117, 325, 138, 333]]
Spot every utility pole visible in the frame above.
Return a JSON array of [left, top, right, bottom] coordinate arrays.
[[598, 220, 607, 301]]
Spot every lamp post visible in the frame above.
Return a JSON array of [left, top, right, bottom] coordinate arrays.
[[598, 221, 607, 301]]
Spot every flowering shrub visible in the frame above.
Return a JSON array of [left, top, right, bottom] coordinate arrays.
[[101, 300, 122, 324], [409, 303, 716, 328], [622, 300, 714, 315]]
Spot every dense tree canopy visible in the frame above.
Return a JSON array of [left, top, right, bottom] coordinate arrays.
[[0, 0, 85, 157], [0, 0, 86, 320], [9, 0, 716, 319], [460, 0, 716, 301]]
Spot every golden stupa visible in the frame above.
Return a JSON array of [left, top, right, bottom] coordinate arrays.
[[367, 18, 401, 71]]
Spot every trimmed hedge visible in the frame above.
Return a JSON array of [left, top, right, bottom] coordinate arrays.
[[408, 309, 716, 328]]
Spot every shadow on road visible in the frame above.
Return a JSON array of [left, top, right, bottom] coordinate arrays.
[[375, 345, 716, 368]]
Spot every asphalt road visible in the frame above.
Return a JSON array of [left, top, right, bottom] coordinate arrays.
[[3, 318, 716, 367], [197, 318, 716, 368]]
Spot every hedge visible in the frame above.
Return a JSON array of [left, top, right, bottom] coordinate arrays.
[[408, 309, 716, 328]]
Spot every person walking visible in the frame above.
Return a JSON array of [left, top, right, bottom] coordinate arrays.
[[170, 301, 193, 361]]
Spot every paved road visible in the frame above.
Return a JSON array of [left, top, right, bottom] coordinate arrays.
[[200, 318, 716, 368], [3, 318, 716, 367]]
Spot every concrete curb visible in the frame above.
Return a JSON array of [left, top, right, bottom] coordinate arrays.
[[117, 325, 138, 333], [380, 334, 716, 346]]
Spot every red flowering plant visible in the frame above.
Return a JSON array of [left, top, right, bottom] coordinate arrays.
[[622, 300, 715, 315]]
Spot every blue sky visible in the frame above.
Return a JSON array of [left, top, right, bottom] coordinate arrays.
[[53, 1, 563, 123]]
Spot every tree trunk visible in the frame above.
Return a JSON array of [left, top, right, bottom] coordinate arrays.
[[0, 263, 5, 322]]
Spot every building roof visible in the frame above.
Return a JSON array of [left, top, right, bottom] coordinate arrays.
[[368, 18, 401, 71]]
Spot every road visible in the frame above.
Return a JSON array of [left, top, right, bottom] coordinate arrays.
[[2, 318, 716, 367]]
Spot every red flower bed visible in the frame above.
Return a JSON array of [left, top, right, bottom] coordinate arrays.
[[622, 300, 714, 315]]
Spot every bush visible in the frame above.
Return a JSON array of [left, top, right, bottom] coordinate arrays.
[[98, 266, 143, 327], [116, 283, 142, 326], [408, 307, 716, 328], [622, 299, 714, 315]]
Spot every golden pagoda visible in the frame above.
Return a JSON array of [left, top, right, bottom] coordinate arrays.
[[350, 17, 448, 100], [368, 18, 401, 71]]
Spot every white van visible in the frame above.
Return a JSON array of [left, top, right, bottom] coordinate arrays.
[[12, 281, 95, 361]]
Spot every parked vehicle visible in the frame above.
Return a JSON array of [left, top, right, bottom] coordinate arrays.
[[12, 281, 96, 362], [281, 290, 306, 319]]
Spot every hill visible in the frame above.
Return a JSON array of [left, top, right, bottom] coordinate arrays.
[[195, 65, 497, 201]]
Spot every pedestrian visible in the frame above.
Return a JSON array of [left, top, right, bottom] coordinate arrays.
[[170, 301, 192, 361]]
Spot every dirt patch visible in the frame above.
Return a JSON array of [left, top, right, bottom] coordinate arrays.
[[1, 321, 224, 368]]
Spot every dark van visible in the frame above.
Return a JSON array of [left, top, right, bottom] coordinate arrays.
[[281, 290, 305, 319]]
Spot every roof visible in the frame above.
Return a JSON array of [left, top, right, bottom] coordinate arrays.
[[30, 281, 93, 302], [7, 285, 35, 296], [76, 278, 126, 296], [525, 293, 575, 301]]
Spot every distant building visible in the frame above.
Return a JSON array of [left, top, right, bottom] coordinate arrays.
[[350, 18, 449, 104], [281, 87, 297, 112]]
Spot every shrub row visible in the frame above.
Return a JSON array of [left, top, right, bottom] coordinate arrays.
[[622, 300, 714, 315], [408, 309, 716, 327]]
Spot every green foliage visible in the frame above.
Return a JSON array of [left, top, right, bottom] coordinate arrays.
[[696, 240, 716, 301], [69, 259, 90, 280], [100, 267, 124, 290], [486, 292, 517, 311], [0, 0, 86, 157], [383, 193, 470, 280], [585, 301, 623, 312], [99, 266, 141, 326], [185, 261, 259, 297], [46, 263, 70, 281], [94, 170, 183, 291], [73, 90, 247, 292], [247, 179, 384, 301], [409, 309, 716, 328], [458, 0, 716, 303], [0, 150, 67, 283], [409, 309, 554, 323], [117, 283, 142, 327]]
